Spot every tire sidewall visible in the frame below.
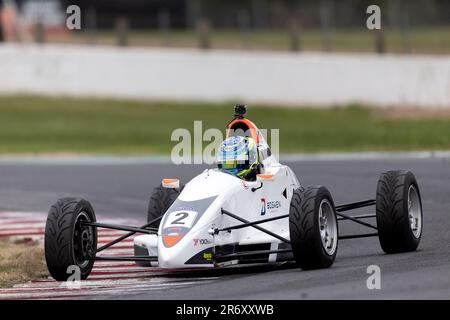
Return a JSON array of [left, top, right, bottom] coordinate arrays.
[[289, 186, 338, 269], [70, 199, 97, 279], [401, 172, 423, 244], [313, 187, 339, 261], [147, 185, 183, 226]]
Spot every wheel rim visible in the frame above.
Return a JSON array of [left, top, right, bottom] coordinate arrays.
[[408, 185, 422, 239], [73, 211, 95, 268], [318, 199, 338, 255]]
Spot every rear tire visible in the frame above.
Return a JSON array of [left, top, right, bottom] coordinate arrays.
[[44, 198, 97, 281], [147, 184, 184, 227], [289, 186, 338, 270], [376, 170, 423, 253]]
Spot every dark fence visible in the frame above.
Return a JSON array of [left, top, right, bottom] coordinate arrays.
[[2, 0, 449, 54]]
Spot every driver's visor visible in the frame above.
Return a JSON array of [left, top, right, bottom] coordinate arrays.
[[217, 154, 249, 169]]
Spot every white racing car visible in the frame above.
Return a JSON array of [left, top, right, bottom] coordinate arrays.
[[44, 105, 423, 280]]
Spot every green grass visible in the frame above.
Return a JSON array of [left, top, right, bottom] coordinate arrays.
[[1, 95, 450, 155], [63, 27, 450, 54]]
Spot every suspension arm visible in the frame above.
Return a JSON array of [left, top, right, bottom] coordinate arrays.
[[82, 221, 158, 235], [335, 199, 376, 212], [220, 209, 290, 244], [95, 215, 163, 253], [212, 214, 289, 234]]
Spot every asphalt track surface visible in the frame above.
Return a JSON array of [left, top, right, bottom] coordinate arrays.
[[1, 158, 449, 299]]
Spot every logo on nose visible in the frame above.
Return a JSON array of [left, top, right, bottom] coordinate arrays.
[[261, 198, 266, 215]]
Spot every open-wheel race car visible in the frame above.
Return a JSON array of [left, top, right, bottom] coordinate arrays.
[[44, 105, 423, 281]]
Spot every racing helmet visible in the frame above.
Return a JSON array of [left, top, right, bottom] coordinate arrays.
[[217, 136, 258, 179]]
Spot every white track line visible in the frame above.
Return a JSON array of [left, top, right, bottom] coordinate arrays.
[[11, 276, 219, 290], [0, 219, 44, 225], [0, 223, 48, 230], [281, 150, 450, 161], [0, 151, 449, 167], [0, 281, 214, 300]]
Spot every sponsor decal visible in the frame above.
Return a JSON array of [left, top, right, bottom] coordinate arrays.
[[174, 206, 195, 211], [241, 180, 249, 190], [203, 252, 213, 261], [162, 211, 197, 248], [261, 198, 282, 215], [260, 198, 266, 216], [161, 196, 217, 248], [267, 201, 281, 210], [193, 238, 212, 246], [162, 227, 185, 248]]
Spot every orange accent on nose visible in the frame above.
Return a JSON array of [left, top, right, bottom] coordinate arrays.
[[162, 179, 178, 183], [162, 178, 180, 188], [257, 174, 274, 179], [163, 235, 183, 247]]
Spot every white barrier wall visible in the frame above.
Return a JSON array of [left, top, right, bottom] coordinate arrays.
[[1, 44, 449, 108]]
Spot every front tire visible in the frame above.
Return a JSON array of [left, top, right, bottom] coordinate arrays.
[[376, 170, 423, 253], [44, 198, 97, 281], [289, 186, 338, 270], [147, 184, 184, 227]]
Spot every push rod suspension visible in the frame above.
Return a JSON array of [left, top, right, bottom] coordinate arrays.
[[335, 212, 378, 230], [337, 213, 376, 221], [335, 199, 376, 212], [82, 221, 158, 235], [221, 209, 290, 244], [215, 214, 289, 233], [82, 215, 163, 253], [338, 233, 378, 240], [90, 256, 158, 262], [215, 249, 292, 260]]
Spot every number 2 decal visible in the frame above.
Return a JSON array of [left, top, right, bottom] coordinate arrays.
[[171, 212, 189, 225], [164, 210, 198, 229]]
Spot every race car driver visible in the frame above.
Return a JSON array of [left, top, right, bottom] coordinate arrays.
[[217, 135, 261, 181]]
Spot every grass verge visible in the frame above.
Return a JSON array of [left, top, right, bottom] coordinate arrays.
[[1, 95, 450, 154], [0, 239, 47, 288]]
